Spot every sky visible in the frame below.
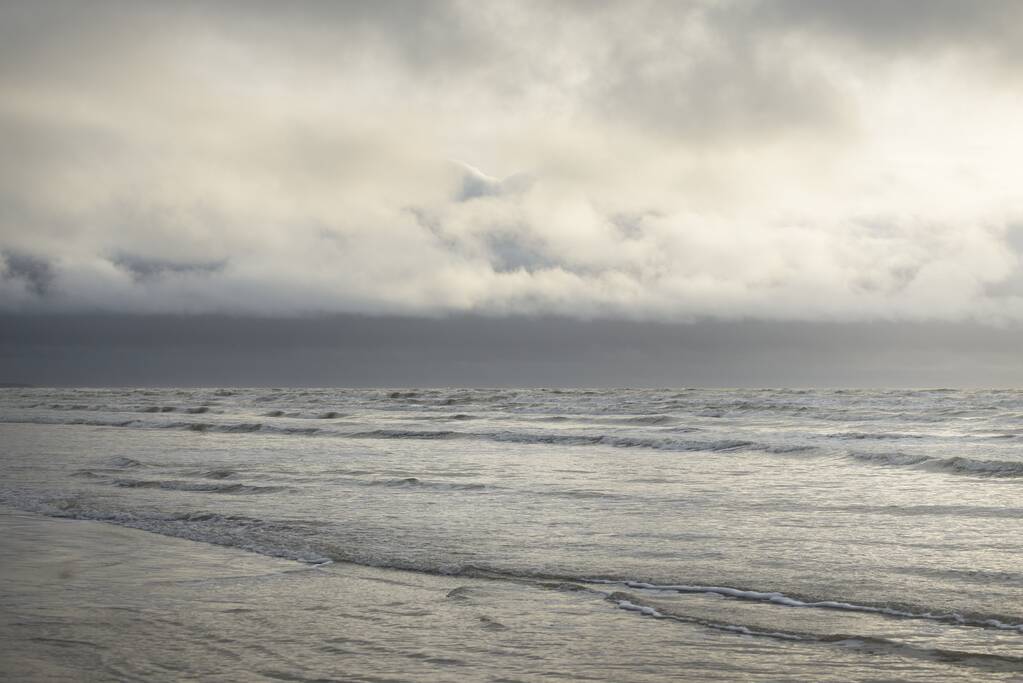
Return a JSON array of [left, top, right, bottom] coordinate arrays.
[[2, 1, 1022, 385]]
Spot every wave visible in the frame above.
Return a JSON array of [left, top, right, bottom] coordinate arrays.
[[528, 414, 677, 424], [608, 415, 680, 425], [829, 431, 924, 440], [70, 470, 105, 479], [348, 429, 466, 440], [165, 422, 322, 435], [612, 596, 801, 640], [109, 478, 286, 494], [6, 399, 1021, 482], [388, 391, 421, 399], [181, 468, 237, 480], [531, 414, 684, 426], [5, 492, 1022, 644], [4, 417, 146, 428], [380, 391, 518, 407], [677, 401, 816, 416], [0, 414, 812, 456], [818, 503, 1023, 520], [360, 477, 489, 491], [348, 428, 810, 455], [0, 415, 326, 436], [610, 595, 1023, 672], [166, 421, 261, 432], [848, 451, 1023, 478], [538, 488, 631, 500], [43, 403, 105, 411], [597, 581, 1023, 634], [984, 433, 1023, 441], [492, 431, 812, 454]]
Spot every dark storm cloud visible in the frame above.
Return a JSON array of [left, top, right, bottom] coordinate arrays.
[[110, 254, 226, 283], [2, 251, 54, 297], [2, 314, 1021, 388]]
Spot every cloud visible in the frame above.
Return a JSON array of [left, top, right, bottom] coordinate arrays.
[[452, 161, 533, 202], [0, 1, 1022, 322], [4, 313, 1023, 387], [2, 251, 54, 297], [110, 253, 226, 282], [754, 0, 1023, 59]]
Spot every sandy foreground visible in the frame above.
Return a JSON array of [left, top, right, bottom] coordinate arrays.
[[0, 507, 735, 682], [2, 507, 1007, 683]]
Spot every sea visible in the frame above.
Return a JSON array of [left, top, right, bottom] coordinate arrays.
[[1, 387, 1022, 681]]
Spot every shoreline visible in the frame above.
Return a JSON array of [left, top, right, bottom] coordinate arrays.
[[0, 507, 704, 682], [2, 507, 1016, 682]]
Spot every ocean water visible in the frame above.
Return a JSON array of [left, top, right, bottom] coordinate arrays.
[[2, 387, 1022, 681]]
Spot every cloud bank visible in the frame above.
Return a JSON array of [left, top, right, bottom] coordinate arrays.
[[2, 0, 1023, 322], [5, 314, 1022, 387]]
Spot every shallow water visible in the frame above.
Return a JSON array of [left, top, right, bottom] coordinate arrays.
[[1, 387, 1022, 680]]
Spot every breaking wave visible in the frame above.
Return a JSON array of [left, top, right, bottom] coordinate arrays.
[[347, 428, 811, 455], [5, 487, 1022, 649], [610, 595, 1023, 672], [603, 581, 1023, 633], [848, 451, 1023, 478]]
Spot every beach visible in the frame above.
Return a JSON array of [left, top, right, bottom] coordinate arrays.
[[8, 507, 1020, 682], [0, 508, 810, 682]]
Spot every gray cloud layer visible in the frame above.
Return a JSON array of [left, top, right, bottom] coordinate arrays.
[[2, 1, 1023, 321], [4, 314, 1022, 388]]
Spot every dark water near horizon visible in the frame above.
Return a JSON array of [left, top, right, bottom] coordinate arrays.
[[2, 387, 1023, 680]]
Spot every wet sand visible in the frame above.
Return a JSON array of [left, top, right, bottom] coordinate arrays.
[[2, 506, 1014, 682], [0, 507, 721, 682]]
